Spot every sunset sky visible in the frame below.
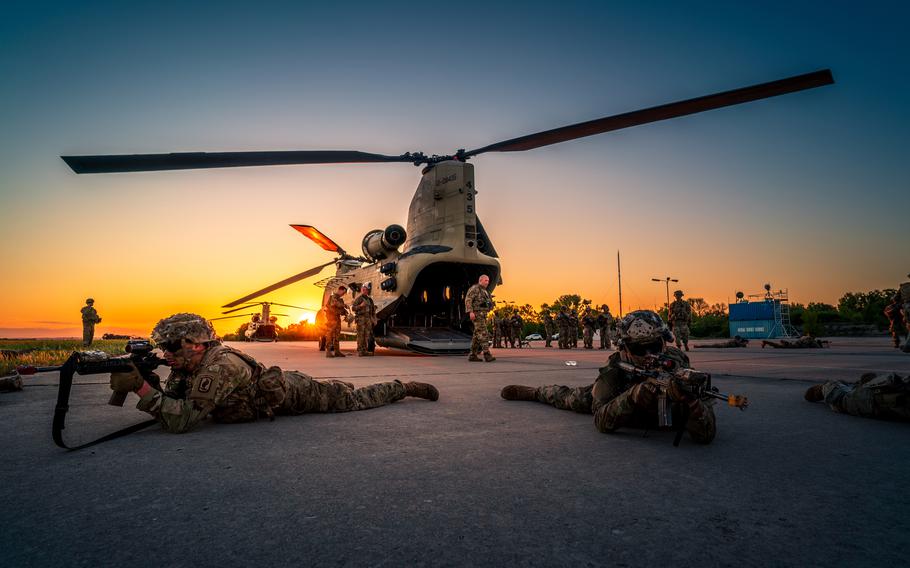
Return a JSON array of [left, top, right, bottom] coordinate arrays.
[[1, 1, 907, 338]]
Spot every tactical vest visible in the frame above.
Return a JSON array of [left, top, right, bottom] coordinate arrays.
[[214, 344, 288, 419]]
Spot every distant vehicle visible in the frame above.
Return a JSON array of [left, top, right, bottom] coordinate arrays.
[[525, 333, 543, 341]]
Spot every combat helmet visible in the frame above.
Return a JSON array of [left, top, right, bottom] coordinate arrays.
[[151, 313, 219, 345], [617, 310, 674, 350], [85, 298, 94, 304], [673, 290, 684, 297]]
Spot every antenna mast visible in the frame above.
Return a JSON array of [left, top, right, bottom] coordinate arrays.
[[617, 250, 623, 317]]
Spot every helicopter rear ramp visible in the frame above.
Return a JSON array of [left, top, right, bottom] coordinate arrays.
[[381, 327, 471, 354]]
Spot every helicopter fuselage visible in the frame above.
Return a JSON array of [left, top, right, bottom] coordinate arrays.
[[318, 160, 501, 353]]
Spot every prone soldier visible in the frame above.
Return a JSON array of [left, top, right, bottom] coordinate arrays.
[[465, 274, 496, 362], [500, 310, 734, 444], [668, 290, 692, 351], [106, 313, 439, 433], [695, 335, 749, 348], [804, 372, 910, 422], [761, 336, 830, 349]]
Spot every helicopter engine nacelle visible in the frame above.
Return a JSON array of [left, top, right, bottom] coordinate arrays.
[[361, 224, 407, 261]]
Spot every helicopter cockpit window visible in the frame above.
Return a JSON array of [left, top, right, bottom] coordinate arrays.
[[444, 286, 451, 301], [421, 290, 428, 303]]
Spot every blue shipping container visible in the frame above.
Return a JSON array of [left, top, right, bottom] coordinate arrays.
[[729, 301, 776, 321], [728, 319, 776, 339]]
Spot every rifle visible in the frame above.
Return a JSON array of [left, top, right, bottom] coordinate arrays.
[[16, 339, 168, 450], [617, 353, 748, 446]]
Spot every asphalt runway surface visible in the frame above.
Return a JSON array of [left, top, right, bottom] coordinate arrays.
[[2, 338, 908, 567]]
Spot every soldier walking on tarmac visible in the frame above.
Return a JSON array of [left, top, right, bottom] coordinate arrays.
[[597, 304, 613, 349], [668, 290, 692, 351], [542, 309, 555, 348], [465, 274, 496, 362], [324, 285, 349, 358], [81, 298, 102, 347]]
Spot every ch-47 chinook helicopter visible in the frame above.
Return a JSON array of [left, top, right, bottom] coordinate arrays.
[[61, 69, 833, 353], [209, 301, 307, 342]]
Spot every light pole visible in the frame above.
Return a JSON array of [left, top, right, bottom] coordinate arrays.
[[651, 277, 678, 311]]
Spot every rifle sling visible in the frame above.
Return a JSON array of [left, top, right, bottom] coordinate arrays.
[[52, 353, 158, 451]]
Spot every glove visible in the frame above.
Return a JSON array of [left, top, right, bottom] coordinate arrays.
[[110, 367, 145, 393], [667, 377, 695, 403]]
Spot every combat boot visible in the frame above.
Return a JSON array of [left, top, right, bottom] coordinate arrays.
[[468, 353, 482, 362], [403, 381, 439, 401], [500, 385, 538, 401], [483, 351, 496, 362], [325, 351, 335, 358], [334, 350, 346, 358], [804, 384, 824, 402]]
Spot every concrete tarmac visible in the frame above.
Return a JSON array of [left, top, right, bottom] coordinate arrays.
[[1, 338, 908, 567]]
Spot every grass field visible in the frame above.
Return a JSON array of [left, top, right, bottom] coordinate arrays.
[[0, 339, 129, 375]]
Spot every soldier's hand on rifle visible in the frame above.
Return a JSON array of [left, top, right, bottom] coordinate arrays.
[[110, 365, 149, 393], [469, 311, 476, 321], [667, 376, 696, 403]]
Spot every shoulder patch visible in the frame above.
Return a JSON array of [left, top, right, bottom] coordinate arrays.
[[189, 372, 218, 401]]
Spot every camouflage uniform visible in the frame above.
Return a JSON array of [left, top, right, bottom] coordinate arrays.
[[817, 372, 910, 422], [135, 344, 407, 433], [491, 314, 502, 348], [80, 301, 101, 347], [897, 279, 910, 352], [352, 292, 376, 356], [762, 336, 828, 349], [668, 298, 692, 350], [465, 283, 494, 358], [581, 312, 596, 349], [502, 317, 514, 348], [532, 347, 716, 443], [597, 308, 612, 349], [695, 337, 749, 348], [555, 311, 569, 349], [511, 315, 523, 349], [884, 295, 905, 348], [324, 294, 347, 356], [542, 313, 554, 348]]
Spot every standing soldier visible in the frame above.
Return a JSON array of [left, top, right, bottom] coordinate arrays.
[[900, 274, 910, 353], [597, 304, 613, 349], [502, 313, 514, 349], [884, 292, 905, 349], [581, 308, 596, 349], [668, 290, 693, 351], [324, 284, 348, 358], [569, 311, 580, 348], [556, 308, 569, 349], [542, 310, 555, 348], [81, 298, 102, 347], [465, 274, 496, 362], [491, 312, 502, 349], [352, 284, 376, 356], [511, 314, 524, 349]]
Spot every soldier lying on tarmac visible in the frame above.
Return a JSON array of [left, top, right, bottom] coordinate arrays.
[[804, 372, 910, 422], [108, 313, 439, 434], [500, 310, 716, 444], [695, 335, 749, 348], [761, 336, 830, 349]]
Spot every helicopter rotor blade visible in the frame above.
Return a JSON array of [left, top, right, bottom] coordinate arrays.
[[209, 313, 257, 321], [222, 260, 336, 308], [222, 303, 263, 315], [462, 69, 834, 158], [269, 302, 314, 311], [61, 150, 422, 174], [290, 225, 344, 253]]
